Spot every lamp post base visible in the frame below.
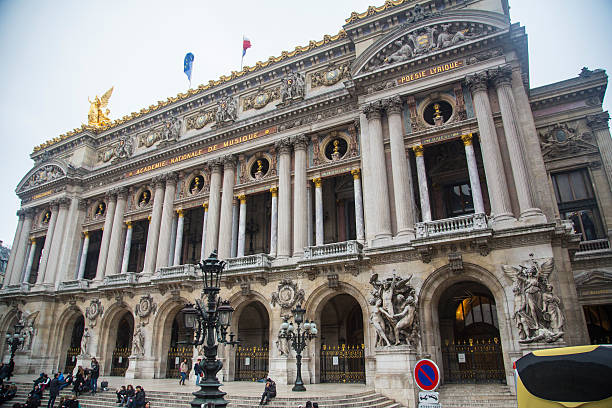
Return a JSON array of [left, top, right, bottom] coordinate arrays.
[[292, 383, 306, 392], [191, 379, 228, 408]]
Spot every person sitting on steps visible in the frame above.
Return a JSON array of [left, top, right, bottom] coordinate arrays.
[[259, 378, 276, 406]]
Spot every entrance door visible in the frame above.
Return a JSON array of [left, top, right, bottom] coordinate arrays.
[[166, 312, 192, 378], [234, 301, 269, 381], [439, 282, 505, 383], [63, 315, 84, 374], [583, 304, 612, 344], [110, 313, 133, 376]]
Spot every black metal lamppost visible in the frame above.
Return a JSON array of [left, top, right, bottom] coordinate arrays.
[[5, 321, 25, 361], [278, 304, 317, 391], [181, 251, 239, 408]]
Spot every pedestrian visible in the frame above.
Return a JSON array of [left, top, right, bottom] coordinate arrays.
[[305, 402, 312, 408], [179, 359, 188, 385], [90, 358, 99, 395], [73, 367, 84, 396], [47, 373, 60, 408], [259, 378, 276, 406], [193, 358, 203, 385]]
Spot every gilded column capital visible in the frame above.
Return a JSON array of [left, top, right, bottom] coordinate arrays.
[[489, 65, 513, 88], [147, 215, 152, 222], [176, 208, 184, 217], [30, 236, 37, 244], [461, 133, 474, 146], [125, 221, 133, 228], [465, 71, 489, 93], [383, 95, 403, 115], [237, 194, 247, 204], [202, 202, 209, 210], [275, 137, 293, 155], [269, 187, 278, 196], [586, 112, 611, 131], [292, 134, 309, 151], [312, 177, 322, 187], [362, 101, 383, 120], [351, 168, 361, 179], [413, 145, 425, 157], [222, 154, 237, 169]]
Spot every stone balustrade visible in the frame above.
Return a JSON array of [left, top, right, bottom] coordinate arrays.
[[575, 238, 611, 254], [102, 272, 139, 287], [152, 264, 199, 282], [302, 240, 363, 262], [226, 253, 272, 271], [58, 279, 90, 291], [415, 213, 488, 239]]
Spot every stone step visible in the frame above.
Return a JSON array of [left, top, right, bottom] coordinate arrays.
[[437, 383, 517, 408]]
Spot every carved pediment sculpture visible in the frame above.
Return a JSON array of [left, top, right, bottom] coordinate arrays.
[[23, 165, 65, 189], [271, 279, 305, 318], [17, 310, 39, 352], [158, 115, 182, 145], [99, 135, 134, 163], [369, 272, 419, 348], [215, 96, 238, 124], [85, 298, 104, 328], [279, 71, 305, 104], [502, 256, 566, 344], [243, 86, 281, 111], [539, 123, 598, 159]]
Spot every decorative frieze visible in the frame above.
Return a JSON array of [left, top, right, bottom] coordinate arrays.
[[311, 63, 350, 88]]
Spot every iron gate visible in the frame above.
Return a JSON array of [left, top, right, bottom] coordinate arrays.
[[110, 347, 131, 376], [320, 344, 365, 383], [234, 345, 269, 381], [166, 346, 193, 379], [64, 346, 81, 373], [441, 337, 505, 383]]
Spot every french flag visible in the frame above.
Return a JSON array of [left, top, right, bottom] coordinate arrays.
[[242, 36, 252, 57]]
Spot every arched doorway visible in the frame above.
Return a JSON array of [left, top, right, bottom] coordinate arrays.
[[438, 281, 505, 383], [62, 315, 84, 374], [110, 312, 134, 376], [319, 294, 365, 383], [234, 301, 269, 381], [165, 310, 192, 379]]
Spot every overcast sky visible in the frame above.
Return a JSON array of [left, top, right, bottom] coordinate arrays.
[[0, 0, 610, 247]]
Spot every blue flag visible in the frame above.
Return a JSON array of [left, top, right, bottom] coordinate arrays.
[[184, 52, 194, 82]]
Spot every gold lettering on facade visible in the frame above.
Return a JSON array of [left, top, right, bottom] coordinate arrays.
[[397, 60, 463, 85]]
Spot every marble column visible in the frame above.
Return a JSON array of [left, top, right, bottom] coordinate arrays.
[[491, 65, 543, 220], [276, 138, 292, 258], [466, 72, 514, 223], [4, 210, 25, 287], [358, 114, 375, 243], [363, 102, 392, 240], [385, 96, 415, 236], [269, 187, 278, 257], [96, 193, 117, 279], [413, 146, 432, 222], [8, 209, 34, 286], [45, 197, 70, 286], [168, 213, 178, 266], [23, 238, 37, 284], [351, 169, 365, 242], [588, 112, 612, 190], [306, 185, 313, 247], [120, 222, 133, 273], [156, 172, 178, 270], [204, 161, 223, 257], [313, 177, 324, 246], [143, 175, 165, 275], [461, 134, 485, 214], [231, 199, 239, 258], [218, 156, 237, 260], [106, 188, 128, 276], [293, 134, 309, 257], [38, 201, 60, 285], [237, 195, 247, 257], [200, 203, 209, 261], [173, 210, 185, 266], [56, 198, 86, 284], [77, 232, 90, 280]]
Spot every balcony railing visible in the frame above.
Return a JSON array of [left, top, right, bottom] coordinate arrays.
[[574, 238, 611, 255], [415, 213, 488, 239], [58, 280, 90, 291], [102, 272, 139, 286], [303, 240, 363, 261], [152, 264, 199, 282], [226, 254, 272, 271]]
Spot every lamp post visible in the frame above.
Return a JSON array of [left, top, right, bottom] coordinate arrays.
[[181, 251, 238, 408], [5, 321, 25, 361], [278, 304, 317, 391]]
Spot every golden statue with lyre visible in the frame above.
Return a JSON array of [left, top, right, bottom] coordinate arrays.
[[87, 87, 114, 128]]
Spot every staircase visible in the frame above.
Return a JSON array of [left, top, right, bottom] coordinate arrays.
[[437, 383, 517, 408], [3, 383, 403, 408]]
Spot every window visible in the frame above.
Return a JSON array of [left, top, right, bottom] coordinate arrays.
[[445, 182, 474, 216], [551, 169, 604, 241]]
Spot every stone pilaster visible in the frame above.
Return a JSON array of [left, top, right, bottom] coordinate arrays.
[[293, 134, 309, 257], [269, 187, 278, 257], [4, 210, 25, 287], [352, 169, 365, 242], [143, 175, 165, 275], [276, 138, 292, 258], [156, 172, 178, 270], [218, 155, 237, 259], [173, 210, 185, 266], [237, 195, 247, 257], [412, 145, 432, 222], [106, 188, 128, 276], [7, 209, 33, 286], [200, 202, 209, 260], [204, 160, 224, 257], [313, 177, 324, 246], [77, 232, 90, 279], [96, 193, 117, 278], [462, 134, 485, 214]]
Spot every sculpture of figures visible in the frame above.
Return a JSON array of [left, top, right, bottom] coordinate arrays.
[[113, 136, 134, 161], [190, 176, 203, 193], [392, 293, 417, 345], [215, 96, 237, 123], [87, 87, 114, 128], [81, 328, 91, 356], [384, 39, 414, 65], [369, 298, 392, 347], [280, 72, 305, 103], [275, 323, 291, 357], [160, 116, 182, 142], [331, 140, 341, 161], [24, 165, 65, 189], [17, 311, 39, 351], [139, 191, 150, 207], [503, 257, 565, 343], [132, 324, 145, 357], [95, 203, 105, 216], [43, 211, 51, 223], [436, 24, 454, 49]]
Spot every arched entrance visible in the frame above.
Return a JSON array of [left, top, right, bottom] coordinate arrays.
[[319, 294, 365, 383], [165, 310, 192, 379], [234, 301, 269, 381], [110, 312, 134, 376], [61, 315, 84, 374], [438, 281, 505, 383]]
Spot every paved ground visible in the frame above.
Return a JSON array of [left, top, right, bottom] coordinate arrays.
[[9, 374, 372, 398]]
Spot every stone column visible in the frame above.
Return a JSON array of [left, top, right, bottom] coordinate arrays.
[[56, 197, 86, 283], [204, 161, 223, 257], [276, 138, 292, 258], [363, 102, 392, 240], [231, 198, 239, 258], [143, 175, 165, 275], [218, 156, 237, 259], [106, 188, 128, 276], [466, 72, 514, 223], [173, 209, 185, 266], [38, 201, 59, 284], [313, 177, 324, 246], [269, 187, 278, 257], [358, 114, 375, 243], [121, 222, 133, 273], [461, 134, 485, 214], [200, 203, 208, 260], [8, 209, 34, 286], [23, 238, 37, 284], [156, 172, 178, 270], [306, 185, 313, 247], [45, 197, 70, 285], [4, 210, 25, 287], [351, 169, 365, 242], [587, 112, 612, 238], [491, 65, 544, 221], [168, 213, 178, 266], [96, 193, 117, 279], [385, 96, 415, 237], [293, 134, 309, 257], [77, 232, 90, 279], [237, 195, 247, 257], [413, 145, 432, 222]]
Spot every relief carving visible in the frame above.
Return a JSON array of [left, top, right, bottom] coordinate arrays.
[[539, 122, 597, 159], [311, 63, 350, 88], [85, 298, 104, 328], [243, 86, 281, 111], [271, 279, 305, 318], [17, 310, 39, 351], [279, 72, 305, 104], [24, 165, 65, 189], [215, 96, 238, 124]]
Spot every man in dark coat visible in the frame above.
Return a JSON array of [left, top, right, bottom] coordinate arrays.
[[259, 378, 276, 406], [127, 386, 146, 408], [193, 358, 203, 385], [47, 373, 60, 408], [90, 358, 99, 394]]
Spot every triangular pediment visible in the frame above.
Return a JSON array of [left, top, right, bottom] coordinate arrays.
[[16, 159, 70, 195], [352, 10, 509, 78], [575, 270, 612, 287]]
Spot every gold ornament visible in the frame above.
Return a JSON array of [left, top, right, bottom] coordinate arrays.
[[87, 87, 114, 128]]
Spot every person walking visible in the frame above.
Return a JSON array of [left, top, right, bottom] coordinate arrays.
[[90, 357, 100, 395], [179, 359, 188, 385], [47, 373, 60, 408], [193, 358, 203, 386]]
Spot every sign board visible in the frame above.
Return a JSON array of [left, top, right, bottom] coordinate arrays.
[[419, 392, 439, 404], [245, 357, 250, 366], [119, 356, 123, 363], [414, 359, 441, 391], [458, 353, 466, 363], [175, 357, 180, 364], [418, 404, 442, 408], [332, 356, 339, 366]]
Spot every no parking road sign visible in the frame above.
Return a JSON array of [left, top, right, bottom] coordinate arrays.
[[414, 359, 440, 391]]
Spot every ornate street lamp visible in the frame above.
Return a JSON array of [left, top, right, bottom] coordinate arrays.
[[182, 251, 238, 408], [5, 320, 25, 361], [278, 304, 317, 391]]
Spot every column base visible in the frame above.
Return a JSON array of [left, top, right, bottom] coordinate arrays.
[[374, 345, 418, 408], [490, 213, 517, 230], [519, 208, 547, 224], [124, 356, 156, 379], [394, 229, 415, 243], [372, 233, 393, 247]]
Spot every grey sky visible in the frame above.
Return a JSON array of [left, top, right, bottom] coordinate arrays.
[[0, 0, 610, 246]]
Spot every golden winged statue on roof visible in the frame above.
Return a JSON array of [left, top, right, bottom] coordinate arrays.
[[87, 87, 114, 128]]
